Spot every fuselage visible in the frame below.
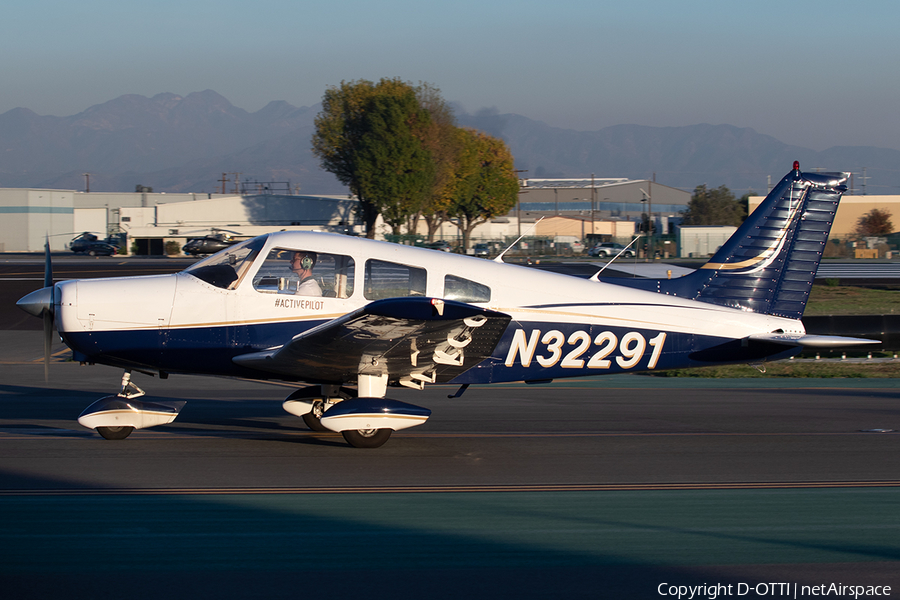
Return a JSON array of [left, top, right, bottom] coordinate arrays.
[[54, 231, 804, 384]]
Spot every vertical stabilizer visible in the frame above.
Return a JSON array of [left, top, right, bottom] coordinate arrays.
[[609, 164, 848, 319], [681, 163, 847, 317]]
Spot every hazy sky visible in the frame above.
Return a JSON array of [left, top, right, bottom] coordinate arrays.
[[3, 0, 898, 150]]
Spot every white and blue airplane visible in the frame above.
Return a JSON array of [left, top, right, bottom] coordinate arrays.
[[18, 163, 877, 447]]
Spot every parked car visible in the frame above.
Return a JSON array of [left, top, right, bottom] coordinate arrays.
[[473, 243, 491, 257], [70, 232, 118, 256], [182, 233, 237, 256], [588, 242, 634, 258], [423, 240, 452, 252]]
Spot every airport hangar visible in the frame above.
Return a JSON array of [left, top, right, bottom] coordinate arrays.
[[0, 188, 360, 253], [0, 178, 690, 254], [2, 180, 897, 256]]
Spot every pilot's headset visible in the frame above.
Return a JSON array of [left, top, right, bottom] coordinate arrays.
[[299, 255, 314, 270]]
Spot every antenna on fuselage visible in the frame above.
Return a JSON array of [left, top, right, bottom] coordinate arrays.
[[493, 217, 544, 263], [589, 235, 642, 282]]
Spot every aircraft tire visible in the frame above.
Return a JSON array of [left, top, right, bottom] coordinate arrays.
[[286, 387, 355, 432], [96, 425, 134, 440], [341, 428, 392, 448], [302, 404, 330, 432]]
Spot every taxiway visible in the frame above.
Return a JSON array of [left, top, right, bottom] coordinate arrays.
[[2, 258, 899, 599]]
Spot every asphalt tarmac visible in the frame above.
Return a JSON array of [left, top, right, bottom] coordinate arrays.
[[2, 257, 900, 599]]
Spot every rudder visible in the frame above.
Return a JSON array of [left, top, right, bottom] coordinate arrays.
[[679, 162, 848, 318], [608, 163, 848, 318]]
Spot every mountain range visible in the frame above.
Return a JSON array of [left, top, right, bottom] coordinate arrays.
[[1, 90, 898, 196]]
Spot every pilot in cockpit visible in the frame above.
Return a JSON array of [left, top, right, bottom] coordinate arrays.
[[290, 251, 323, 297]]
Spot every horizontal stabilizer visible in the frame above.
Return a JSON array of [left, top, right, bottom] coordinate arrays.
[[748, 333, 880, 348]]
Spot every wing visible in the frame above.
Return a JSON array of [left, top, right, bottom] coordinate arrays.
[[233, 297, 511, 388]]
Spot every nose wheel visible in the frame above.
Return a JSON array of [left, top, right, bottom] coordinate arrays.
[[78, 371, 184, 440]]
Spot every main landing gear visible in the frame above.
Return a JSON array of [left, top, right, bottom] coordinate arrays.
[[341, 428, 393, 448], [283, 377, 432, 449], [283, 385, 355, 432]]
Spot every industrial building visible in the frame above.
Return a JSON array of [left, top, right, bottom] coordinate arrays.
[[517, 177, 690, 237], [0, 188, 359, 253], [749, 194, 900, 240], [4, 176, 898, 257], [0, 176, 684, 254]]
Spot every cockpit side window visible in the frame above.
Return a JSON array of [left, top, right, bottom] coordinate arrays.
[[184, 236, 266, 290], [443, 274, 491, 303], [364, 259, 426, 300], [252, 248, 355, 298]]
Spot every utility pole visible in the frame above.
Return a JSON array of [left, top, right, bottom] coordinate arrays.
[[590, 173, 595, 245], [640, 185, 653, 261], [514, 169, 528, 238], [648, 180, 653, 261]]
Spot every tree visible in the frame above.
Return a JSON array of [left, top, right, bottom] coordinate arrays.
[[448, 129, 519, 250], [681, 184, 746, 227], [854, 208, 894, 238], [410, 82, 459, 241], [311, 78, 435, 238]]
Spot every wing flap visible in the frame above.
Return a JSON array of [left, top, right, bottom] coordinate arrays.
[[233, 297, 511, 386]]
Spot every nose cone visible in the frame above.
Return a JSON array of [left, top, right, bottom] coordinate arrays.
[[17, 286, 54, 317]]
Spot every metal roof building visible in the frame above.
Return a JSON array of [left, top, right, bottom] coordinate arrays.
[[0, 187, 359, 252], [515, 178, 690, 238]]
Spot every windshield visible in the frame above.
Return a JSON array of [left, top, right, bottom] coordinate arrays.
[[184, 235, 268, 289]]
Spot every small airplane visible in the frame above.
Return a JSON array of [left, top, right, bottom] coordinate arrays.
[[17, 163, 878, 447]]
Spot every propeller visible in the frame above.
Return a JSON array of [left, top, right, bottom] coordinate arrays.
[[16, 236, 55, 382], [43, 236, 54, 381]]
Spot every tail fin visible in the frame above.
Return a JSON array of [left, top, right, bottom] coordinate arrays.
[[613, 163, 848, 318], [685, 163, 847, 317]]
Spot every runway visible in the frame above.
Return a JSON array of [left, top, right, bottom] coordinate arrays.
[[1, 331, 899, 598], [3, 259, 900, 598]]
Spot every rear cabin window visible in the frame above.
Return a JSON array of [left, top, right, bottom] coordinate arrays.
[[252, 248, 355, 298], [364, 259, 426, 300], [443, 275, 491, 303]]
